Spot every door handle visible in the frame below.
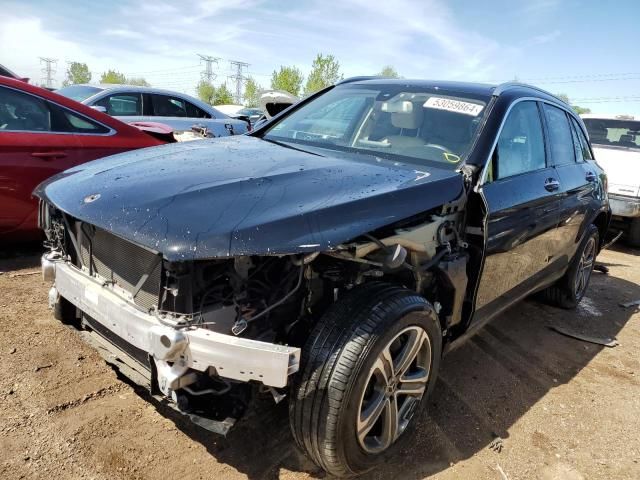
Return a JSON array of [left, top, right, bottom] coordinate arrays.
[[585, 171, 597, 182], [544, 178, 560, 192], [31, 151, 67, 160]]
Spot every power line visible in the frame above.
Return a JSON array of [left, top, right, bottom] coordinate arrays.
[[39, 57, 57, 88], [198, 54, 221, 83], [228, 60, 250, 104]]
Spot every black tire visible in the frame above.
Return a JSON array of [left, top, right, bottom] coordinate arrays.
[[540, 224, 599, 309], [54, 295, 77, 324], [289, 282, 442, 477], [628, 218, 640, 248]]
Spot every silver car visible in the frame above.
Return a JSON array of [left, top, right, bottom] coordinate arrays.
[[56, 84, 248, 136]]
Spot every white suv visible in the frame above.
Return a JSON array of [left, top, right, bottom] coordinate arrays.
[[582, 114, 640, 246]]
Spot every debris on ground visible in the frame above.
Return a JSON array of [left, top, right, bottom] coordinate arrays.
[[34, 363, 53, 372], [489, 435, 504, 453], [8, 271, 40, 278], [620, 299, 640, 309], [548, 325, 619, 347], [593, 263, 609, 274], [496, 464, 509, 480]]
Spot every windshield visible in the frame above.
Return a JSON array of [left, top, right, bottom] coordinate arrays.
[[56, 85, 103, 102], [583, 118, 640, 150], [263, 84, 490, 168]]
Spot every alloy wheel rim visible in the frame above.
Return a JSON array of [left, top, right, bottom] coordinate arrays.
[[575, 237, 596, 298], [356, 325, 432, 454]]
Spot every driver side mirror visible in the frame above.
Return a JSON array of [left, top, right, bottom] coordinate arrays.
[[90, 105, 108, 114]]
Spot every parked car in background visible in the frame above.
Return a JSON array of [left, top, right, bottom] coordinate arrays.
[[214, 104, 264, 128], [56, 84, 249, 136], [251, 90, 299, 128], [0, 76, 171, 242], [582, 114, 640, 246], [38, 78, 609, 477]]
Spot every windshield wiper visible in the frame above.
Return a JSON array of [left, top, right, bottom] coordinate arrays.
[[261, 137, 324, 157]]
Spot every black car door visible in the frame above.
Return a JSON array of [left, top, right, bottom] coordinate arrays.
[[475, 100, 562, 316], [542, 104, 598, 265]]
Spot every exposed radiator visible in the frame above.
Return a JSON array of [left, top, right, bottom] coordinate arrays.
[[78, 224, 162, 311]]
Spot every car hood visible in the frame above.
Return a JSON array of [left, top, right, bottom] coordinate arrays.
[[593, 145, 640, 197], [35, 136, 464, 262]]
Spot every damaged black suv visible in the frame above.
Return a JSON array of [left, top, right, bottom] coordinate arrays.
[[37, 78, 610, 477]]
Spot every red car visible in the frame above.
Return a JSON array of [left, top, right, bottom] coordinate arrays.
[[0, 76, 169, 242]]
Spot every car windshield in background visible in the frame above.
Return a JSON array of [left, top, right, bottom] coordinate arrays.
[[583, 118, 640, 150], [56, 85, 104, 102], [263, 84, 490, 168]]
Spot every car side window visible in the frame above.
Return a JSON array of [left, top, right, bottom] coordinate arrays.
[[47, 103, 111, 134], [185, 101, 211, 118], [489, 101, 546, 181], [0, 86, 51, 131], [95, 93, 142, 116], [570, 117, 593, 161], [151, 94, 188, 117], [543, 104, 575, 165]]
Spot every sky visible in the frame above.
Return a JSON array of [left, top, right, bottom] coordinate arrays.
[[1, 0, 639, 115]]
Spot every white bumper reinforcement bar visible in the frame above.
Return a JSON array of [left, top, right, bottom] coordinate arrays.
[[46, 256, 300, 389]]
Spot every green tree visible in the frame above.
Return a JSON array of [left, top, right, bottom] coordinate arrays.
[[378, 65, 399, 78], [197, 80, 216, 105], [215, 83, 234, 105], [127, 77, 150, 87], [304, 53, 342, 96], [62, 62, 91, 86], [100, 69, 127, 84], [556, 93, 592, 115], [244, 76, 261, 107], [271, 66, 304, 96]]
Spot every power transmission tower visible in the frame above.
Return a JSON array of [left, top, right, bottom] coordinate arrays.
[[197, 54, 220, 83], [39, 57, 57, 88], [228, 60, 249, 104]]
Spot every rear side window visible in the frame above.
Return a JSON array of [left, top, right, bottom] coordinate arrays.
[[543, 104, 575, 165], [95, 93, 142, 116], [48, 103, 110, 134], [570, 117, 593, 160], [0, 86, 51, 131], [151, 94, 188, 117], [490, 101, 546, 180], [185, 102, 211, 118]]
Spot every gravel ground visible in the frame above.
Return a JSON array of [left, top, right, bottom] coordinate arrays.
[[0, 244, 639, 480]]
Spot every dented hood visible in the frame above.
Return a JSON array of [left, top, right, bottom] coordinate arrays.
[[35, 136, 463, 261]]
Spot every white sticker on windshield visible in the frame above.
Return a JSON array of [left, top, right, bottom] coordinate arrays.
[[424, 97, 484, 117]]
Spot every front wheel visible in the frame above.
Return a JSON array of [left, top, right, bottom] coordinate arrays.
[[289, 283, 442, 477]]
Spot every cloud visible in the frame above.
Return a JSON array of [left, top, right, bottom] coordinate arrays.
[[1, 0, 518, 91], [525, 29, 562, 46]]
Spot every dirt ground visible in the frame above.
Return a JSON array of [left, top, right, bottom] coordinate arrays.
[[0, 244, 639, 480]]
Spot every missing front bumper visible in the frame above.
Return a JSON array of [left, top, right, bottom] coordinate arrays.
[[44, 256, 301, 390]]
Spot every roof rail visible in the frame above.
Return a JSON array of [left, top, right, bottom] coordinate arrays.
[[336, 76, 381, 85], [494, 82, 568, 105]]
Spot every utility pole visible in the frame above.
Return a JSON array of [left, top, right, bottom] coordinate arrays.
[[228, 60, 249, 104], [39, 57, 57, 88], [197, 54, 220, 83]]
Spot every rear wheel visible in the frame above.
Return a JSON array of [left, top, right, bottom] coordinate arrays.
[[628, 218, 640, 248], [289, 283, 441, 477], [540, 225, 599, 309]]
